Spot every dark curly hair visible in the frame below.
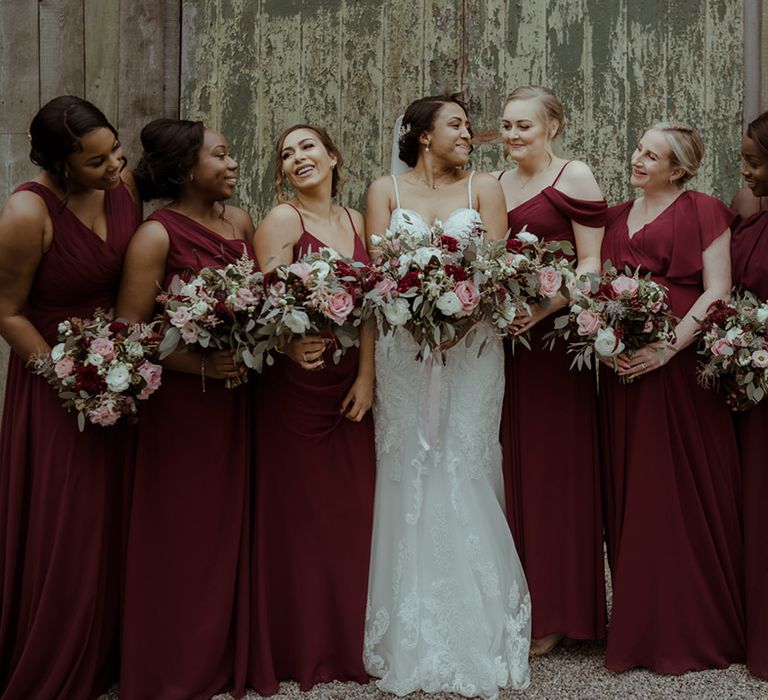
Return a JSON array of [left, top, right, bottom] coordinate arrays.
[[133, 118, 206, 201], [747, 111, 768, 158], [29, 95, 122, 182], [398, 93, 472, 168], [274, 124, 344, 201]]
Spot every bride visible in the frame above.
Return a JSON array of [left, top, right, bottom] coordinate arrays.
[[364, 94, 532, 699]]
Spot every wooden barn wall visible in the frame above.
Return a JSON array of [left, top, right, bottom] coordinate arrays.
[[180, 0, 745, 221]]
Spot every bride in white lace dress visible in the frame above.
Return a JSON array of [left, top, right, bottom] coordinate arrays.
[[363, 95, 531, 699]]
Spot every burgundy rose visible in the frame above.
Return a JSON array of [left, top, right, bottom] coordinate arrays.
[[75, 364, 106, 393], [214, 301, 235, 321], [505, 238, 524, 253], [440, 235, 459, 252], [444, 264, 468, 281], [109, 321, 129, 334], [397, 271, 421, 292]]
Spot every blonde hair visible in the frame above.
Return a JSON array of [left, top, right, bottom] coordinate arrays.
[[652, 122, 704, 186], [504, 86, 565, 139]]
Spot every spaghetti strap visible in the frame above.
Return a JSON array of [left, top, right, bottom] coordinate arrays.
[[391, 174, 401, 209], [551, 161, 572, 187], [497, 171, 505, 182], [343, 207, 359, 237], [284, 202, 306, 232], [467, 171, 475, 209]]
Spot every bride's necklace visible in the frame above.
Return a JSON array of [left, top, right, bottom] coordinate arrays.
[[517, 154, 553, 190], [413, 168, 459, 190]]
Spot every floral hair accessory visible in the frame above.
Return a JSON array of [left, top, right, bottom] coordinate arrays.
[[398, 122, 412, 142]]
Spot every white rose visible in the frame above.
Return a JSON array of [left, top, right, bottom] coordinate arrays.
[[757, 306, 768, 324], [515, 230, 538, 244], [382, 298, 411, 326], [508, 253, 528, 268], [105, 363, 131, 392], [87, 352, 105, 367], [309, 260, 331, 280], [751, 349, 768, 368], [436, 291, 462, 316], [57, 321, 72, 336], [725, 327, 744, 342], [594, 328, 625, 357], [284, 309, 311, 334], [51, 343, 66, 362], [180, 279, 204, 297], [413, 247, 442, 268], [191, 300, 210, 316]]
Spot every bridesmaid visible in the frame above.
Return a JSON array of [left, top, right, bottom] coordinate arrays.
[[116, 119, 252, 699], [0, 96, 139, 699], [248, 124, 375, 694], [493, 85, 607, 653], [600, 122, 744, 673], [730, 110, 768, 679]]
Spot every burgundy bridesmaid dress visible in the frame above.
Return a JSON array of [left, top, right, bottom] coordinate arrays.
[[120, 209, 251, 700], [499, 163, 608, 642], [0, 181, 138, 699], [731, 210, 768, 679], [599, 191, 745, 673], [249, 207, 375, 695]]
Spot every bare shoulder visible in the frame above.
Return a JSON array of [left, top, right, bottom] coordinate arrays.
[[471, 171, 504, 196], [731, 186, 760, 217], [556, 160, 603, 200], [0, 190, 49, 236], [367, 175, 395, 197], [344, 206, 366, 237], [254, 202, 303, 243], [131, 219, 169, 247], [223, 204, 256, 238]]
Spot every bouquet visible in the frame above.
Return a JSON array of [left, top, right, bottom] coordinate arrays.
[[546, 261, 677, 371], [697, 291, 768, 405], [156, 251, 266, 386], [365, 222, 483, 361], [473, 228, 574, 350], [258, 247, 367, 364], [30, 309, 162, 430]]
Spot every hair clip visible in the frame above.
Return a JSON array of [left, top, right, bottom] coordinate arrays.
[[398, 122, 412, 141]]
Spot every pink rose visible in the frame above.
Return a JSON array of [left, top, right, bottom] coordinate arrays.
[[374, 277, 397, 296], [169, 306, 192, 328], [89, 337, 115, 360], [650, 299, 663, 313], [88, 402, 121, 427], [710, 338, 734, 357], [136, 360, 163, 400], [610, 275, 640, 297], [454, 280, 480, 316], [538, 267, 563, 298], [287, 262, 312, 282], [180, 322, 200, 344], [270, 281, 286, 298], [54, 356, 75, 379], [325, 290, 355, 324], [576, 310, 601, 337], [234, 287, 258, 311]]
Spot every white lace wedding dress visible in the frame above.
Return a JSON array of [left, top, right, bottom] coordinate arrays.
[[364, 173, 531, 699]]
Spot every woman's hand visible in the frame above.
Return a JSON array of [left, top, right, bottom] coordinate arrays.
[[616, 340, 676, 381], [510, 303, 556, 335], [205, 349, 247, 380], [282, 335, 327, 371], [340, 372, 374, 422]]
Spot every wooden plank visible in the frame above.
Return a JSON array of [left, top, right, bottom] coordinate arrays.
[[423, 0, 462, 95], [339, 0, 385, 211], [118, 0, 181, 165], [300, 0, 342, 128], [585, 0, 629, 204], [462, 0, 507, 172], [505, 0, 547, 89], [39, 0, 85, 102], [763, 1, 768, 112], [0, 0, 39, 133], [181, 0, 219, 122], [84, 0, 120, 125], [547, 0, 588, 166], [0, 133, 38, 207], [703, 0, 743, 201]]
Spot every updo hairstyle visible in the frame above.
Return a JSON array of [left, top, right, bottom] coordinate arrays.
[[652, 122, 705, 186], [132, 118, 206, 201], [746, 111, 768, 158], [504, 86, 566, 139], [29, 95, 122, 181], [398, 93, 472, 168], [274, 124, 344, 201]]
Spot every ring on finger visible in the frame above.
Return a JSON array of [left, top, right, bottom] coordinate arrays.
[[640, 362, 647, 371]]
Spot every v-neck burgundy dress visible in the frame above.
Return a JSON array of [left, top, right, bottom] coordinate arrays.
[[599, 191, 745, 673], [499, 165, 608, 642], [731, 210, 768, 679], [0, 181, 138, 700], [120, 209, 252, 700], [248, 208, 375, 695]]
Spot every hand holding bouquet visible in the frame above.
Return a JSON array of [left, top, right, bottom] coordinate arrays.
[[30, 309, 162, 430], [258, 247, 367, 365], [156, 251, 266, 386], [473, 228, 574, 350], [547, 261, 677, 372], [697, 291, 768, 406], [365, 223, 483, 362]]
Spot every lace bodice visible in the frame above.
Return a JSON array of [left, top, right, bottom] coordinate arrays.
[[389, 172, 484, 248]]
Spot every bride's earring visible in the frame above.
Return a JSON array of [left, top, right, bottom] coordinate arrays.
[[425, 141, 430, 152]]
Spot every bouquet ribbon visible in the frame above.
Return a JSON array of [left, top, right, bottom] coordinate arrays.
[[417, 352, 443, 450]]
